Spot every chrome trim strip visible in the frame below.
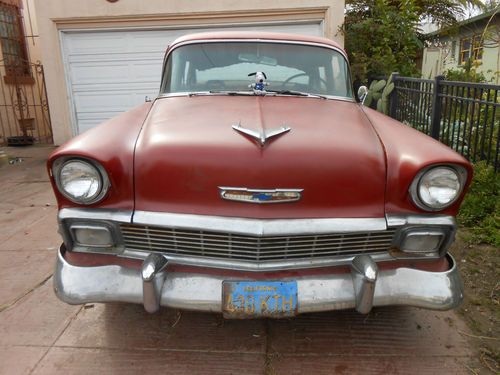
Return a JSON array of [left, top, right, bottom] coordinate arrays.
[[132, 210, 387, 236], [120, 249, 393, 272], [385, 214, 456, 227], [59, 208, 133, 223], [54, 248, 464, 314]]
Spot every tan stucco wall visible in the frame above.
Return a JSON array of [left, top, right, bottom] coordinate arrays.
[[34, 0, 345, 145]]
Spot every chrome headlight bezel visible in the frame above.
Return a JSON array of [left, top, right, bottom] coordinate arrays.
[[52, 157, 110, 205], [409, 164, 467, 212]]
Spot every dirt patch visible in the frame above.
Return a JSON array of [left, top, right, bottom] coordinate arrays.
[[450, 229, 499, 374]]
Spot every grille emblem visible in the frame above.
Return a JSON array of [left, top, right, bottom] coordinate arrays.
[[232, 123, 291, 147], [219, 187, 303, 204]]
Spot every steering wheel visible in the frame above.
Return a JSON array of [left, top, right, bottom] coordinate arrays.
[[282, 73, 328, 89]]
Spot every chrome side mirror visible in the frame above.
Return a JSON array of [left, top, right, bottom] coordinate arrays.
[[357, 86, 368, 105]]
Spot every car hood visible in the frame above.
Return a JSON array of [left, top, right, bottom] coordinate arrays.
[[134, 95, 386, 219]]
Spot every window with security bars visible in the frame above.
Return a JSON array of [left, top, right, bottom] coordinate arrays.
[[0, 2, 30, 78]]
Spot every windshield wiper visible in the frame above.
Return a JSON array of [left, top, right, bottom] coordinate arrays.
[[187, 90, 328, 99], [209, 90, 254, 96], [187, 90, 254, 97], [265, 89, 328, 99]]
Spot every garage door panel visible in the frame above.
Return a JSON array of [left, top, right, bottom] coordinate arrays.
[[69, 63, 131, 84], [66, 52, 164, 63], [74, 89, 156, 111], [62, 22, 323, 134], [64, 34, 130, 55], [70, 62, 161, 85]]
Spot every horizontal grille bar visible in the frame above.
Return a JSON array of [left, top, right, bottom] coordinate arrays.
[[120, 223, 396, 263]]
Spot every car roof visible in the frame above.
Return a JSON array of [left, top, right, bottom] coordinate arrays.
[[168, 31, 344, 51]]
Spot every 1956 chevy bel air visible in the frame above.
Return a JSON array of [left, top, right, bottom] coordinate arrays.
[[48, 32, 472, 318]]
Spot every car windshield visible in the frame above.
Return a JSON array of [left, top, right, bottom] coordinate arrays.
[[161, 42, 353, 98]]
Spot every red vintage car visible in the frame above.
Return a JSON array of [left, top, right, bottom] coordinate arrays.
[[48, 32, 472, 318]]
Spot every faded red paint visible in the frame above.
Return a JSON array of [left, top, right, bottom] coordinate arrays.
[[362, 107, 473, 216], [47, 102, 153, 210], [134, 96, 386, 218]]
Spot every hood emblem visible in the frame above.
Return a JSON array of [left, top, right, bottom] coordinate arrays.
[[232, 123, 291, 147], [219, 187, 303, 204]]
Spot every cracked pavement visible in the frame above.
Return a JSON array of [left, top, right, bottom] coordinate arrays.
[[0, 146, 478, 374]]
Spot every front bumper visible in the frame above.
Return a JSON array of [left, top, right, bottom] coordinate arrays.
[[54, 247, 464, 316]]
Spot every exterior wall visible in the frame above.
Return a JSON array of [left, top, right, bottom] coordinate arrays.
[[34, 0, 345, 145]]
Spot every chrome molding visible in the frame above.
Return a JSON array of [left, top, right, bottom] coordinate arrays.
[[58, 208, 133, 223], [132, 210, 388, 236], [232, 123, 291, 147], [385, 214, 456, 227], [121, 249, 394, 272], [54, 248, 464, 314]]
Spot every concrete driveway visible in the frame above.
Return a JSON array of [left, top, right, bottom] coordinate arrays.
[[0, 146, 476, 374]]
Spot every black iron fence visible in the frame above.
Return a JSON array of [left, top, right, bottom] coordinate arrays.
[[389, 74, 499, 171]]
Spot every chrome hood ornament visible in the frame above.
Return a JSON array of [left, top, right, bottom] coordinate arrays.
[[232, 123, 291, 147], [219, 187, 303, 204]]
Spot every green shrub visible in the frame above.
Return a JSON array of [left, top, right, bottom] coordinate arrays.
[[444, 60, 488, 83], [458, 161, 500, 246]]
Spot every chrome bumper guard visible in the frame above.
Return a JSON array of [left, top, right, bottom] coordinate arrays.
[[54, 248, 464, 315]]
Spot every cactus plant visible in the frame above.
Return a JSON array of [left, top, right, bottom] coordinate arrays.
[[363, 74, 395, 115]]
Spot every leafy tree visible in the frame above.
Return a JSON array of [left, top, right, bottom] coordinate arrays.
[[343, 0, 484, 81]]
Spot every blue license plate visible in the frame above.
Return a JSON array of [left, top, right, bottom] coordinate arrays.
[[222, 281, 298, 318]]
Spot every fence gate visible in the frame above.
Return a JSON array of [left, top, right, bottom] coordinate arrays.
[[0, 62, 53, 146]]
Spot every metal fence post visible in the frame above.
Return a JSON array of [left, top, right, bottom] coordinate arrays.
[[389, 72, 399, 119], [430, 75, 445, 140]]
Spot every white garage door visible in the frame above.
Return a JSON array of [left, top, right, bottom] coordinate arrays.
[[61, 22, 323, 134]]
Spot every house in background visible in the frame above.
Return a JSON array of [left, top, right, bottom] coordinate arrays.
[[422, 10, 500, 83], [34, 0, 345, 145], [0, 0, 52, 145]]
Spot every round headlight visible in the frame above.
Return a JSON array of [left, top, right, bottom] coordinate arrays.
[[55, 159, 109, 204], [411, 166, 465, 211]]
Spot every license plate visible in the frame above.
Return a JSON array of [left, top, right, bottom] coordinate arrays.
[[222, 281, 298, 318]]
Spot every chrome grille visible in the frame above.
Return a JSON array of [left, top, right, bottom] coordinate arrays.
[[120, 224, 396, 262]]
